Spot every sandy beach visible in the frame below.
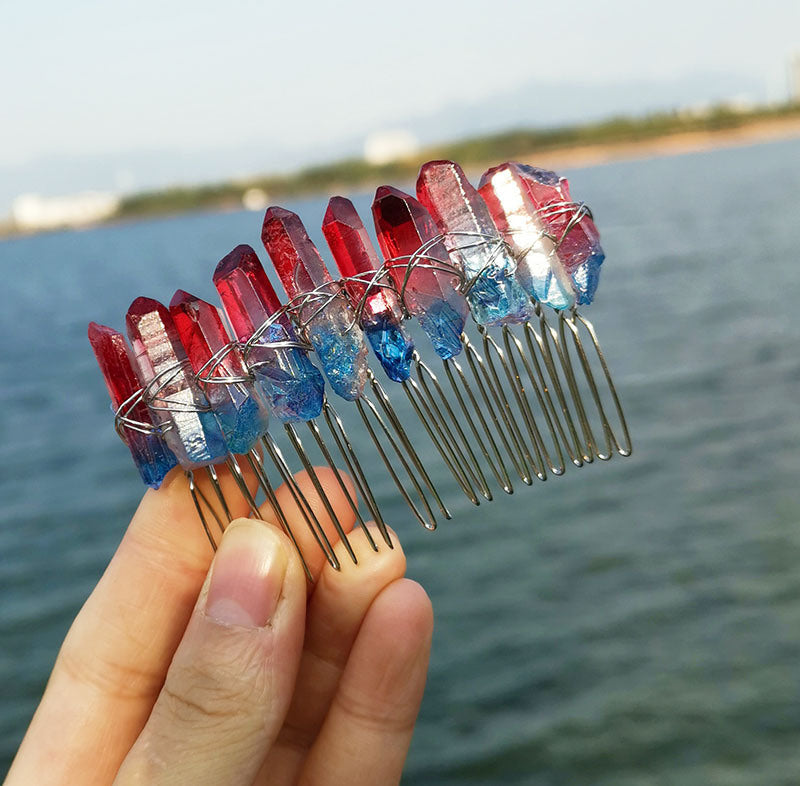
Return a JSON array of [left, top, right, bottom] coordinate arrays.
[[2, 112, 799, 240], [502, 114, 800, 171]]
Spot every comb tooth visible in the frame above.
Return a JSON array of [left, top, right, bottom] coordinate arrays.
[[355, 393, 439, 532], [478, 161, 629, 460], [244, 450, 314, 582], [322, 194, 479, 509], [558, 310, 632, 460], [213, 243, 364, 569], [284, 423, 359, 566], [411, 354, 493, 502], [260, 433, 341, 572], [263, 204, 433, 538], [400, 376, 479, 506], [320, 400, 392, 549], [523, 310, 588, 467], [205, 464, 234, 522], [372, 187, 493, 503], [441, 354, 514, 495], [187, 470, 224, 551]]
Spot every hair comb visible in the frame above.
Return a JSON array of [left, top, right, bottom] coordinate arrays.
[[89, 158, 632, 577]]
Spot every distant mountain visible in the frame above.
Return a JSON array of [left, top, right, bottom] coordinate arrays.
[[0, 70, 768, 216], [391, 70, 770, 146]]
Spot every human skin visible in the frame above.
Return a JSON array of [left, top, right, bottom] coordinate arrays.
[[6, 464, 433, 785]]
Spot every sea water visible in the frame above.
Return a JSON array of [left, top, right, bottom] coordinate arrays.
[[2, 138, 800, 784]]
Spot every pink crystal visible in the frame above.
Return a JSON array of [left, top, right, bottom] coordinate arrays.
[[322, 197, 414, 382], [507, 164, 604, 305], [322, 196, 404, 323], [262, 207, 369, 400], [88, 322, 177, 487], [125, 297, 228, 468], [213, 244, 285, 342], [478, 163, 574, 310], [514, 167, 600, 274], [170, 289, 269, 453], [416, 160, 533, 325], [213, 245, 325, 422], [372, 186, 468, 359], [262, 206, 333, 300]]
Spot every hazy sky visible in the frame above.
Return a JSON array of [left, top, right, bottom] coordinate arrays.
[[1, 0, 798, 208]]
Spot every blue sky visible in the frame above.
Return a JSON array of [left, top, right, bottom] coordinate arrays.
[[1, 0, 798, 212]]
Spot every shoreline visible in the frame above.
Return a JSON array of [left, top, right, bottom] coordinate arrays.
[[3, 113, 800, 240], [481, 115, 800, 172]]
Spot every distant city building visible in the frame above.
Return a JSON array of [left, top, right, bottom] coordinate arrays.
[[11, 191, 119, 231], [241, 187, 269, 212], [363, 130, 419, 165], [790, 53, 800, 103]]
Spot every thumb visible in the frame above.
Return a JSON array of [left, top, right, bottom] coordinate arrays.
[[115, 519, 306, 786]]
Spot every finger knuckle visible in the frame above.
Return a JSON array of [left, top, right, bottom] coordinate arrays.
[[334, 685, 416, 735], [161, 643, 270, 728]]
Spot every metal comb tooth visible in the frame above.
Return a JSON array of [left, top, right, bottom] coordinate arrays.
[[408, 352, 492, 501], [322, 196, 479, 512], [557, 308, 632, 459]]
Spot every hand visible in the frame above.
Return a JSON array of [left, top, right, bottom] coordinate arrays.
[[6, 464, 433, 785]]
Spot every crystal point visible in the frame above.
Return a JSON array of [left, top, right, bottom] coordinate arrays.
[[214, 246, 325, 421], [262, 206, 332, 297], [169, 290, 269, 453], [124, 297, 228, 468], [213, 244, 283, 341], [479, 164, 575, 310], [511, 164, 604, 305], [262, 207, 369, 401], [416, 160, 533, 326], [323, 196, 414, 382], [372, 186, 467, 359], [88, 322, 178, 488]]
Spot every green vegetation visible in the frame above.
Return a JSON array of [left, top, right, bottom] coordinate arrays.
[[115, 101, 800, 220], [10, 101, 800, 231]]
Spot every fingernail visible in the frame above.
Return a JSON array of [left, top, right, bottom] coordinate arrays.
[[204, 520, 288, 628]]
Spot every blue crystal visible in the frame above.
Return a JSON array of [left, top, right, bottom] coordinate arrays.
[[450, 239, 533, 326], [251, 324, 325, 422], [129, 430, 178, 489], [467, 272, 533, 326], [363, 313, 414, 382], [520, 266, 573, 311], [184, 408, 230, 464], [212, 395, 268, 454], [307, 320, 366, 401], [571, 249, 604, 306], [417, 300, 465, 360]]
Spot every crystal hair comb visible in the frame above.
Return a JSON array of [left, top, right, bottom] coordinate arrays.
[[89, 159, 631, 577]]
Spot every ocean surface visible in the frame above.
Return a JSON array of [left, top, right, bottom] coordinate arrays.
[[2, 139, 800, 784]]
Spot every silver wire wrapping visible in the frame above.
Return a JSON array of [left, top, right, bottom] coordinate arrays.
[[111, 196, 630, 573]]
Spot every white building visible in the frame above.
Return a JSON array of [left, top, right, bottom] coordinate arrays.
[[363, 130, 420, 165], [11, 191, 120, 231], [791, 54, 800, 103]]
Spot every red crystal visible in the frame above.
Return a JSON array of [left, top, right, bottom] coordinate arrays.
[[322, 196, 403, 321], [262, 206, 332, 299], [514, 168, 601, 274], [88, 321, 178, 487], [169, 289, 245, 379], [372, 185, 454, 295], [213, 244, 284, 341], [125, 296, 190, 382], [88, 322, 150, 422], [125, 296, 228, 467]]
